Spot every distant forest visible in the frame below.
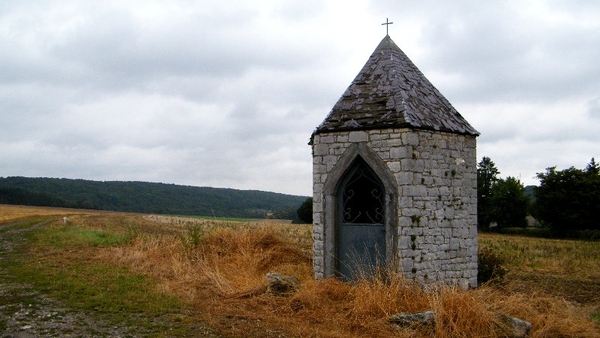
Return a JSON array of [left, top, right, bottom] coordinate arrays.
[[0, 177, 308, 220]]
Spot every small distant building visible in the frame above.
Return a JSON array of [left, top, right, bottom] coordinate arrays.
[[310, 34, 479, 288]]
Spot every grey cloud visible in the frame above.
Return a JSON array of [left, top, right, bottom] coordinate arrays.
[[2, 1, 330, 98], [588, 97, 600, 119], [384, 2, 600, 104]]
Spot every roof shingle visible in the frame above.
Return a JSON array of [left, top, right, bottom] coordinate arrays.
[[313, 35, 479, 137]]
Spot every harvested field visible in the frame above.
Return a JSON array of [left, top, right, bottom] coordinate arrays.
[[1, 205, 599, 337]]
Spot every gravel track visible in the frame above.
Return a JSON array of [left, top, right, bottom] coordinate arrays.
[[0, 220, 200, 338]]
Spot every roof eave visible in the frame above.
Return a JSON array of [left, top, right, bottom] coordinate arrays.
[[309, 124, 479, 145]]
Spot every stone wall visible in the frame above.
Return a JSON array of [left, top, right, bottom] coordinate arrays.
[[312, 128, 478, 288]]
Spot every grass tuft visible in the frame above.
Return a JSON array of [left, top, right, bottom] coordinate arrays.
[[592, 311, 600, 324]]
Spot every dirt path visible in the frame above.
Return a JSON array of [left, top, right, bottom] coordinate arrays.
[[0, 220, 150, 337]]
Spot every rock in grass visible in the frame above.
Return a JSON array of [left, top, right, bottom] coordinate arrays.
[[266, 273, 299, 296], [388, 311, 435, 327], [389, 310, 531, 338], [498, 313, 531, 338]]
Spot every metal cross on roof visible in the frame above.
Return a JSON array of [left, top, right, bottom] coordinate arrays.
[[382, 18, 393, 35]]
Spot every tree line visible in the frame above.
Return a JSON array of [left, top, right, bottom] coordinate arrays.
[[0, 177, 307, 221], [477, 157, 599, 238]]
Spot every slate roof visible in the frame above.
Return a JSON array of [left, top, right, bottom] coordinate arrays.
[[312, 35, 479, 138]]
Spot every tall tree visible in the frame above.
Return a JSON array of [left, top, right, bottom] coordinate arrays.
[[488, 177, 529, 228], [535, 158, 600, 235], [296, 197, 313, 224], [586, 157, 599, 175], [584, 158, 600, 230], [477, 157, 500, 230]]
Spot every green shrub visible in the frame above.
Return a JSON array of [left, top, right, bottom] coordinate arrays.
[[296, 197, 313, 224], [180, 224, 203, 254]]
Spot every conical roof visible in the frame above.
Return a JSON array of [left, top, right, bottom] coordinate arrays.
[[313, 35, 479, 137]]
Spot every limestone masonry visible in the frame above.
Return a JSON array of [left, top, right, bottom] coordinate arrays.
[[312, 128, 478, 288]]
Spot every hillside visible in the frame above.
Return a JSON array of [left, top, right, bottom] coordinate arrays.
[[0, 177, 308, 220]]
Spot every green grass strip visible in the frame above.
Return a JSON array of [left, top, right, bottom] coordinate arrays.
[[1, 224, 190, 335], [12, 260, 180, 315], [34, 224, 132, 248]]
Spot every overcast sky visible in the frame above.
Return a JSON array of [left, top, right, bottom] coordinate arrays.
[[1, 1, 598, 196]]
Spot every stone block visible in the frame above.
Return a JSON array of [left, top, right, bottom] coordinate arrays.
[[388, 161, 401, 172], [313, 240, 323, 251], [403, 132, 419, 145], [390, 146, 409, 159], [314, 143, 329, 156], [388, 137, 403, 146], [401, 258, 414, 271], [323, 155, 338, 165], [313, 182, 323, 192], [336, 134, 349, 143], [314, 164, 326, 174], [320, 174, 328, 183], [313, 224, 323, 235], [319, 135, 334, 144], [349, 131, 368, 142], [398, 216, 413, 228], [414, 159, 425, 172], [497, 313, 532, 338], [370, 133, 389, 141], [396, 172, 413, 185], [398, 196, 412, 208], [449, 239, 460, 250], [398, 236, 410, 248]]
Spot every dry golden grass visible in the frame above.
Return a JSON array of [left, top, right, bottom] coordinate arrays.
[[479, 232, 600, 276], [0, 204, 82, 222], [99, 216, 600, 337], [4, 205, 600, 337], [480, 232, 600, 305]]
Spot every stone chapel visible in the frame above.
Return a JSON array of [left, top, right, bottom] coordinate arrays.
[[310, 34, 479, 288]]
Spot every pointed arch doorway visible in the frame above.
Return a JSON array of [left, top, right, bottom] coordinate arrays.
[[336, 157, 386, 280], [320, 143, 398, 281]]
